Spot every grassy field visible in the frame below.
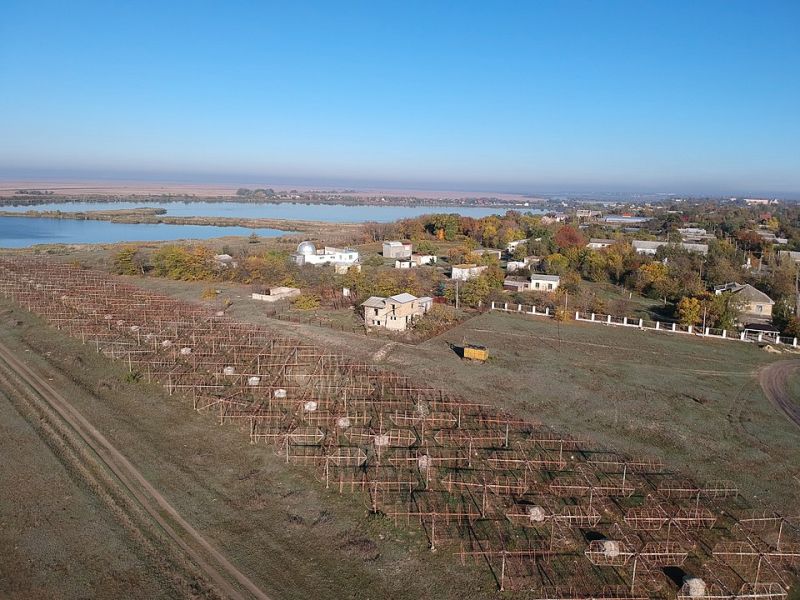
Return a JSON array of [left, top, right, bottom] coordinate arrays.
[[0, 301, 498, 600], [120, 274, 800, 512]]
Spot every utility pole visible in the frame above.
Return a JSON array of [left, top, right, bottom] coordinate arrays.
[[455, 279, 460, 310]]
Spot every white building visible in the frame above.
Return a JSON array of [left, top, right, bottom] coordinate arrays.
[[411, 254, 437, 266], [586, 238, 615, 249], [503, 274, 560, 292], [530, 274, 560, 292], [292, 242, 359, 266], [395, 258, 415, 269], [778, 250, 800, 264], [505, 238, 529, 252], [213, 254, 237, 268], [473, 248, 503, 260], [506, 256, 540, 272], [632, 240, 709, 256], [361, 293, 432, 331], [383, 241, 412, 259], [251, 287, 301, 303], [677, 227, 707, 236], [451, 264, 487, 281]]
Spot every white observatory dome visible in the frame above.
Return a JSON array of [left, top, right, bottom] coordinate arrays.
[[297, 241, 316, 255]]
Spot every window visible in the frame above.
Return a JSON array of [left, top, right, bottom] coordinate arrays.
[[756, 304, 763, 312], [535, 282, 540, 289], [374, 308, 379, 316], [547, 283, 553, 290]]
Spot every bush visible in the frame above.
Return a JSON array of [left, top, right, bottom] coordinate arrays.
[[152, 245, 214, 281], [293, 293, 321, 310], [112, 246, 145, 275]]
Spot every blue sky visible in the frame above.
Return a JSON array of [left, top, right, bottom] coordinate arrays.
[[1, 1, 799, 195]]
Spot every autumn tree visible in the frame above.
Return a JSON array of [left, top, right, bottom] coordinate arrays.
[[152, 245, 214, 281], [554, 225, 586, 250], [676, 296, 702, 326]]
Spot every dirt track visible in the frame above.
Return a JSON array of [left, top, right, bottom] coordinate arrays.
[[0, 339, 271, 600], [758, 359, 800, 429]]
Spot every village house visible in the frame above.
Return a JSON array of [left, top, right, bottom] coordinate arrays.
[[411, 254, 437, 266], [292, 242, 360, 267], [632, 240, 709, 256], [473, 248, 503, 260], [394, 258, 414, 269], [503, 276, 532, 292], [755, 230, 789, 245], [506, 255, 541, 272], [714, 282, 774, 323], [503, 273, 560, 292], [382, 240, 413, 259], [540, 212, 568, 225], [529, 274, 560, 291], [451, 264, 487, 281], [778, 250, 800, 264], [361, 293, 432, 331], [586, 238, 615, 249], [505, 238, 529, 252], [575, 209, 602, 220]]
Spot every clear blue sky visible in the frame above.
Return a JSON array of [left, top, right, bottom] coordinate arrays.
[[1, 1, 799, 195]]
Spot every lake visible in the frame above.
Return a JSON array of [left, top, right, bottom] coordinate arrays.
[[0, 216, 288, 249], [0, 201, 534, 248], [0, 201, 525, 222]]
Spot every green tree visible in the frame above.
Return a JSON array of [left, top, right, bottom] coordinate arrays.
[[543, 253, 569, 276], [152, 245, 214, 281], [461, 275, 492, 307], [112, 246, 145, 275], [293, 293, 321, 310], [414, 240, 439, 256]]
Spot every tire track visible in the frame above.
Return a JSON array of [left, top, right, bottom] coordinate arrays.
[[758, 359, 800, 429], [0, 339, 271, 600]]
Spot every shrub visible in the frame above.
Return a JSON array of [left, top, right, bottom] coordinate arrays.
[[293, 293, 321, 310]]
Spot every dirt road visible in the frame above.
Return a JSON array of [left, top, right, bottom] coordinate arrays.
[[758, 359, 800, 429], [0, 340, 271, 600]]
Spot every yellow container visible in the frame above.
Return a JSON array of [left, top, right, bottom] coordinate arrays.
[[463, 344, 488, 362]]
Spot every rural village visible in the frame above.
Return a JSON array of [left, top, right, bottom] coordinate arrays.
[[0, 195, 798, 600]]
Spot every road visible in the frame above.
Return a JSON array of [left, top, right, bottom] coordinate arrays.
[[758, 359, 800, 429], [0, 339, 271, 600]]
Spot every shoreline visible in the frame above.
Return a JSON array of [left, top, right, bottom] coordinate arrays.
[[0, 192, 539, 210], [0, 207, 365, 235]]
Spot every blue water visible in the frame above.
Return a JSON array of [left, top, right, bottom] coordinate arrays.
[[0, 201, 540, 247], [0, 201, 523, 222], [0, 216, 288, 248]]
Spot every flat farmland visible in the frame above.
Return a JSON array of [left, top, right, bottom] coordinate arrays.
[[0, 302, 496, 600], [111, 276, 800, 512]]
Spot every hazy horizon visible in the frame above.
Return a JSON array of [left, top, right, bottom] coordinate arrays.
[[2, 1, 799, 198]]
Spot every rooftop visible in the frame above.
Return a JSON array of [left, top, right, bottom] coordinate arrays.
[[530, 274, 560, 282], [389, 292, 418, 304]]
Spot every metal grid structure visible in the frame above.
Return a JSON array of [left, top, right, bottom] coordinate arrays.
[[1, 256, 798, 599]]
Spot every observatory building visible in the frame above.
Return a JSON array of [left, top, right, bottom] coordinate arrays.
[[292, 241, 359, 267]]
